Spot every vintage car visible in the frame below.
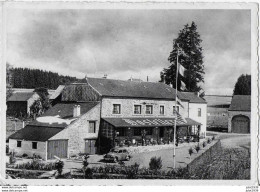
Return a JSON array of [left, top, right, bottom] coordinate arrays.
[[103, 148, 131, 162]]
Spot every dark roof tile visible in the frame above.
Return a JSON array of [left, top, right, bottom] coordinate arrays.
[[229, 95, 251, 111], [7, 92, 37, 102], [8, 125, 64, 141], [86, 78, 177, 100], [178, 92, 207, 103]]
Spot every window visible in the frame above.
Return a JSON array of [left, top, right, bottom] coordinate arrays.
[[17, 140, 22, 148], [160, 106, 165, 115], [134, 105, 141, 114], [145, 128, 153, 135], [145, 105, 153, 114], [117, 129, 126, 136], [173, 106, 180, 113], [134, 128, 142, 136], [89, 121, 96, 133], [32, 142, 37, 149], [113, 104, 121, 114], [198, 108, 202, 117]]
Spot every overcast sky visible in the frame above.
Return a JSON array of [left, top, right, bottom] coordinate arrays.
[[6, 9, 251, 95]]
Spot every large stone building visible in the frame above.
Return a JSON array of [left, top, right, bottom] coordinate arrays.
[[9, 77, 207, 159], [228, 95, 251, 133]]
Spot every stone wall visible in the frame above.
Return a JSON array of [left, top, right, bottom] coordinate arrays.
[[187, 140, 221, 175], [49, 103, 101, 157], [9, 139, 47, 160], [228, 111, 251, 132], [101, 98, 187, 118]]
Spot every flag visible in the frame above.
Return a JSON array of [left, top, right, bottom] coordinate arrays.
[[179, 64, 186, 77], [180, 80, 186, 91], [176, 96, 184, 108]]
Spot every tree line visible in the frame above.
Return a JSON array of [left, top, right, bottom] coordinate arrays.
[[10, 67, 78, 89]]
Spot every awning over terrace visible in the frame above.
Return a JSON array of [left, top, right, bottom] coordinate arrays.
[[102, 115, 196, 128]]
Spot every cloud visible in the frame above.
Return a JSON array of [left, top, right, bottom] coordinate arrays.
[[6, 9, 251, 95]]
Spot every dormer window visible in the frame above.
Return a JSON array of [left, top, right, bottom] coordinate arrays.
[[146, 105, 153, 114], [113, 104, 121, 114]]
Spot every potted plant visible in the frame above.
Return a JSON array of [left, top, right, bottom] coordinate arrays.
[[188, 147, 193, 162], [195, 143, 201, 153]]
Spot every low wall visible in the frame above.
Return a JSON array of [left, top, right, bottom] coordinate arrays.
[[187, 139, 221, 175]]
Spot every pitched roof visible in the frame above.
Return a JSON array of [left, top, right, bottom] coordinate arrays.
[[204, 95, 232, 107], [7, 92, 37, 102], [178, 92, 207, 104], [29, 102, 99, 127], [85, 77, 177, 100], [49, 85, 65, 100], [184, 118, 202, 126], [229, 95, 251, 111], [8, 125, 64, 142]]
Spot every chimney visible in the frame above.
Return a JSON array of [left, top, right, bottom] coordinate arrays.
[[73, 105, 81, 117], [195, 92, 199, 97], [85, 74, 88, 84]]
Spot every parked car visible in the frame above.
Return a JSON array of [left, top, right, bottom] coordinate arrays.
[[104, 148, 131, 162]]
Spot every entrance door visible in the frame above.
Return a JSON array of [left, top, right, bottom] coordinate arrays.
[[232, 115, 250, 133], [85, 140, 96, 155], [159, 127, 164, 137], [47, 140, 68, 159]]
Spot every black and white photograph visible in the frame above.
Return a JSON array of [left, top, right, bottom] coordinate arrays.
[[0, 2, 258, 186]]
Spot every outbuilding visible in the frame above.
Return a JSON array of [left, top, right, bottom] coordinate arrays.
[[228, 95, 251, 133]]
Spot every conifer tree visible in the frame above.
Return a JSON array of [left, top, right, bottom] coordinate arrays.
[[160, 21, 204, 92]]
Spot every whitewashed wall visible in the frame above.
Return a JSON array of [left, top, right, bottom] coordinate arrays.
[[101, 98, 187, 118], [9, 139, 47, 160], [188, 103, 207, 136]]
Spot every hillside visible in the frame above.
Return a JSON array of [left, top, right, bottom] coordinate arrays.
[[8, 67, 78, 89]]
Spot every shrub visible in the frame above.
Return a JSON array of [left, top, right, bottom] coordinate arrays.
[[149, 156, 162, 170], [84, 168, 93, 179], [55, 160, 64, 176], [207, 138, 211, 144], [125, 163, 139, 179], [202, 141, 207, 148], [188, 147, 193, 156], [195, 143, 201, 153], [9, 154, 16, 164], [212, 135, 215, 140], [22, 153, 28, 158]]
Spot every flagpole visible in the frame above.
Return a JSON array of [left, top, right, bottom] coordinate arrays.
[[173, 45, 179, 169]]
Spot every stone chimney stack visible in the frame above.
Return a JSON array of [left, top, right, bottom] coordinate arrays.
[[73, 105, 81, 117]]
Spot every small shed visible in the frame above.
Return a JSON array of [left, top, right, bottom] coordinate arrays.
[[228, 95, 251, 133], [7, 92, 40, 117]]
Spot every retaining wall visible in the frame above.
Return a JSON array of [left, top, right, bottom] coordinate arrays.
[[187, 139, 221, 175]]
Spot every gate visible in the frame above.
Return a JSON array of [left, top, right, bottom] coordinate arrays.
[[47, 140, 68, 159], [232, 115, 250, 133], [85, 139, 96, 155]]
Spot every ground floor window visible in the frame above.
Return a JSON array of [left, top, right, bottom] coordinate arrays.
[[117, 129, 126, 136], [134, 128, 142, 136], [17, 140, 22, 148], [145, 128, 153, 135], [32, 142, 38, 149]]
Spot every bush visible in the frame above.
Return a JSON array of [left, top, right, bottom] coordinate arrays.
[[202, 141, 207, 148], [9, 155, 16, 164], [195, 143, 201, 153], [55, 160, 64, 176], [149, 157, 162, 170], [188, 147, 193, 156], [212, 135, 215, 140], [125, 163, 140, 179], [84, 167, 93, 179], [22, 153, 28, 158], [207, 138, 211, 144], [14, 160, 56, 171]]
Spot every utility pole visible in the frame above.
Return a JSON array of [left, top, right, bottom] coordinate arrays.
[[173, 45, 179, 169]]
